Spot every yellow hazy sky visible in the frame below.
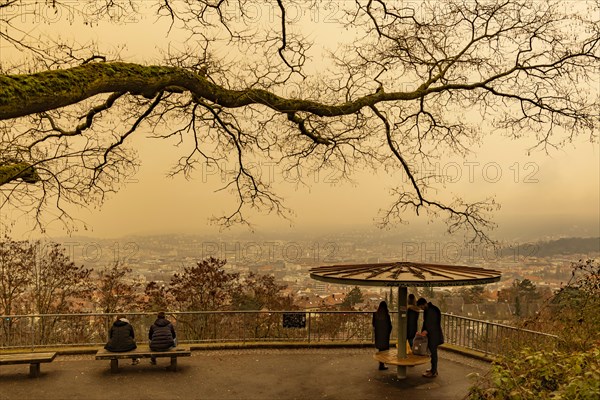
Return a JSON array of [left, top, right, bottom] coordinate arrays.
[[1, 1, 599, 241]]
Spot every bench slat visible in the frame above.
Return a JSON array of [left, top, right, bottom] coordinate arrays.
[[95, 348, 190, 360], [373, 349, 429, 366], [0, 352, 57, 378], [0, 352, 57, 365]]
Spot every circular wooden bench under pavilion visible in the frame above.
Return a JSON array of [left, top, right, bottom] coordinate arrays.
[[373, 348, 429, 367]]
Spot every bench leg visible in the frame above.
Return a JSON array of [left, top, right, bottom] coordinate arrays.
[[396, 365, 407, 379], [110, 359, 119, 373], [168, 357, 177, 372], [29, 362, 41, 378]]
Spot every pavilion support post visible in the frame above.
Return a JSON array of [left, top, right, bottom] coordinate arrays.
[[396, 286, 408, 379]]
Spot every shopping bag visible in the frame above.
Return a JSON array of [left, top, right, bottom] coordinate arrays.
[[412, 333, 429, 356]]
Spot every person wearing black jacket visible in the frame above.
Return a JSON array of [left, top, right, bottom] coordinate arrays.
[[372, 301, 392, 370], [148, 311, 177, 364], [104, 315, 139, 365], [417, 297, 444, 378], [407, 293, 420, 348]]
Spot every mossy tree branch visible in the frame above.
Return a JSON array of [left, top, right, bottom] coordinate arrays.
[[0, 162, 41, 186]]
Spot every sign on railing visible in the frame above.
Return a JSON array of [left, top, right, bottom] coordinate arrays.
[[282, 313, 306, 329]]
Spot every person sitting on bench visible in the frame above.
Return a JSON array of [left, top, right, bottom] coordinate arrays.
[[104, 314, 139, 365], [148, 311, 177, 365]]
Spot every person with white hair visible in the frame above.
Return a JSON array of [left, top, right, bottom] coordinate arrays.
[[104, 314, 139, 365]]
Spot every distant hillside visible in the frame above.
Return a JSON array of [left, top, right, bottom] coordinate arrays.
[[509, 237, 600, 257]]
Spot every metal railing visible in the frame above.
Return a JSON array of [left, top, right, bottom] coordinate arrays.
[[0, 311, 558, 357], [441, 313, 558, 356]]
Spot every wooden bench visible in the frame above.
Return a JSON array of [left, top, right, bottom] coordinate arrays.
[[373, 349, 429, 366], [95, 347, 191, 373], [0, 352, 57, 377]]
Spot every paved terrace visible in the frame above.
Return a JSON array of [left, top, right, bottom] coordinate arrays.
[[1, 347, 489, 400]]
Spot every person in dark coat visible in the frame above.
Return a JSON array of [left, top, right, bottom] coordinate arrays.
[[372, 301, 392, 370], [407, 293, 420, 348], [417, 297, 444, 377], [104, 315, 139, 365], [148, 311, 177, 364]]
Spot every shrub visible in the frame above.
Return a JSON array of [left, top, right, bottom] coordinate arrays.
[[468, 347, 600, 400]]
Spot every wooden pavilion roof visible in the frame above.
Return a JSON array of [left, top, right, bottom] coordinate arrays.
[[309, 261, 501, 287]]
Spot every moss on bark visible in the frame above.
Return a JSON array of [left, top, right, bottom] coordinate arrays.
[[0, 162, 40, 185], [0, 62, 401, 121]]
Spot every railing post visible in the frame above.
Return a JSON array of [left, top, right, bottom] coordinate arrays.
[[242, 312, 246, 344], [31, 316, 35, 350], [307, 312, 311, 344], [484, 322, 489, 356], [213, 312, 217, 342]]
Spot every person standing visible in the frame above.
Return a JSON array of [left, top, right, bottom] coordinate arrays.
[[104, 314, 139, 365], [372, 301, 392, 370], [417, 297, 444, 377], [148, 311, 177, 365], [407, 293, 420, 348]]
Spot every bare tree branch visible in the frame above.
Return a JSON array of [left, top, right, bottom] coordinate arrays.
[[0, 0, 598, 240]]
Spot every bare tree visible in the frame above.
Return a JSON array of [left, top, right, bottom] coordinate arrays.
[[95, 262, 142, 313], [0, 236, 93, 315], [168, 257, 239, 311], [143, 281, 175, 312], [27, 242, 93, 343], [232, 272, 292, 310], [0, 236, 93, 344], [0, 235, 33, 315], [27, 242, 94, 315], [0, 235, 34, 345], [0, 1, 598, 241]]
